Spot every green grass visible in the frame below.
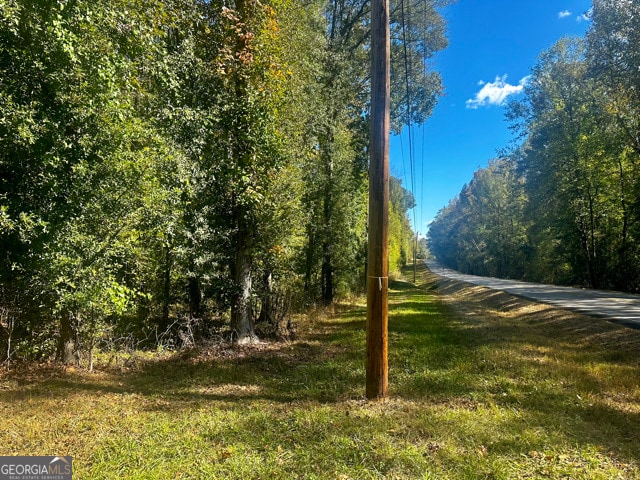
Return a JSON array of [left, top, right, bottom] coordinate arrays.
[[1, 264, 640, 479]]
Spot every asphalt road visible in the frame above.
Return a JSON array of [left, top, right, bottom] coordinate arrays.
[[425, 260, 640, 329]]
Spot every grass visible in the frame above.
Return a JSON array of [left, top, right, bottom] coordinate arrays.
[[1, 263, 640, 479]]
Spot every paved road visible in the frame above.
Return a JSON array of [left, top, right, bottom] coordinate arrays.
[[426, 260, 640, 329]]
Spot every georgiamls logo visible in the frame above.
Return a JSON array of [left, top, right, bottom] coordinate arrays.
[[0, 456, 72, 479]]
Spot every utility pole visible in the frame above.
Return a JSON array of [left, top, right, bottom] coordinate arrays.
[[413, 233, 417, 284], [366, 0, 390, 400]]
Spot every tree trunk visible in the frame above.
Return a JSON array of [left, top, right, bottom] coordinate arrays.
[[228, 0, 258, 344], [618, 157, 629, 245], [587, 192, 599, 288], [257, 271, 278, 334], [188, 276, 201, 319], [230, 209, 257, 344], [56, 311, 77, 365], [321, 134, 334, 305], [304, 223, 316, 296], [321, 242, 334, 304], [579, 216, 598, 289], [160, 246, 172, 332]]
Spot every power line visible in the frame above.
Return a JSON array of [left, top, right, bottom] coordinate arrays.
[[400, 0, 415, 203], [419, 0, 429, 238], [400, 0, 418, 279]]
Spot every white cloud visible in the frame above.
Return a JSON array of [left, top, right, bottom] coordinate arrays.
[[576, 13, 590, 22], [466, 75, 529, 109], [558, 10, 571, 18]]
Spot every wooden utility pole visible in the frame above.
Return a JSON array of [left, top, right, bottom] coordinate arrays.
[[413, 234, 417, 284], [366, 0, 390, 400]]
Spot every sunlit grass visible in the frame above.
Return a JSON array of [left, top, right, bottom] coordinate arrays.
[[1, 263, 639, 478]]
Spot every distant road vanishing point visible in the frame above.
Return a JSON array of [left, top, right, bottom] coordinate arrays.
[[426, 260, 640, 330]]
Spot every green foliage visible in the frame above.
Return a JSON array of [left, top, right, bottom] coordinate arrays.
[[389, 177, 415, 277], [0, 0, 450, 358], [389, 0, 451, 133], [300, 0, 448, 304]]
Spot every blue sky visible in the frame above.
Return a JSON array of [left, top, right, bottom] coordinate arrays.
[[390, 0, 593, 235]]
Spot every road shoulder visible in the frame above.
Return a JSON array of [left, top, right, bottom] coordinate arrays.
[[419, 265, 640, 354]]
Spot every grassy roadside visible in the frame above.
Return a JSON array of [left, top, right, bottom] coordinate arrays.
[[1, 263, 640, 479]]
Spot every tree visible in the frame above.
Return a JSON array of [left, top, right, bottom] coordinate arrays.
[[389, 177, 415, 276], [430, 11, 640, 294], [427, 158, 527, 279], [0, 0, 455, 360], [0, 0, 192, 360], [300, 0, 450, 304], [585, 0, 640, 289], [510, 38, 625, 288]]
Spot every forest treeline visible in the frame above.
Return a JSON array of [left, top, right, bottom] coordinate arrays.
[[0, 0, 449, 363], [429, 1, 640, 293]]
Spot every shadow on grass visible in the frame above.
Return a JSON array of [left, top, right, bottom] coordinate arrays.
[[2, 262, 640, 467], [413, 262, 640, 464], [0, 305, 369, 408]]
